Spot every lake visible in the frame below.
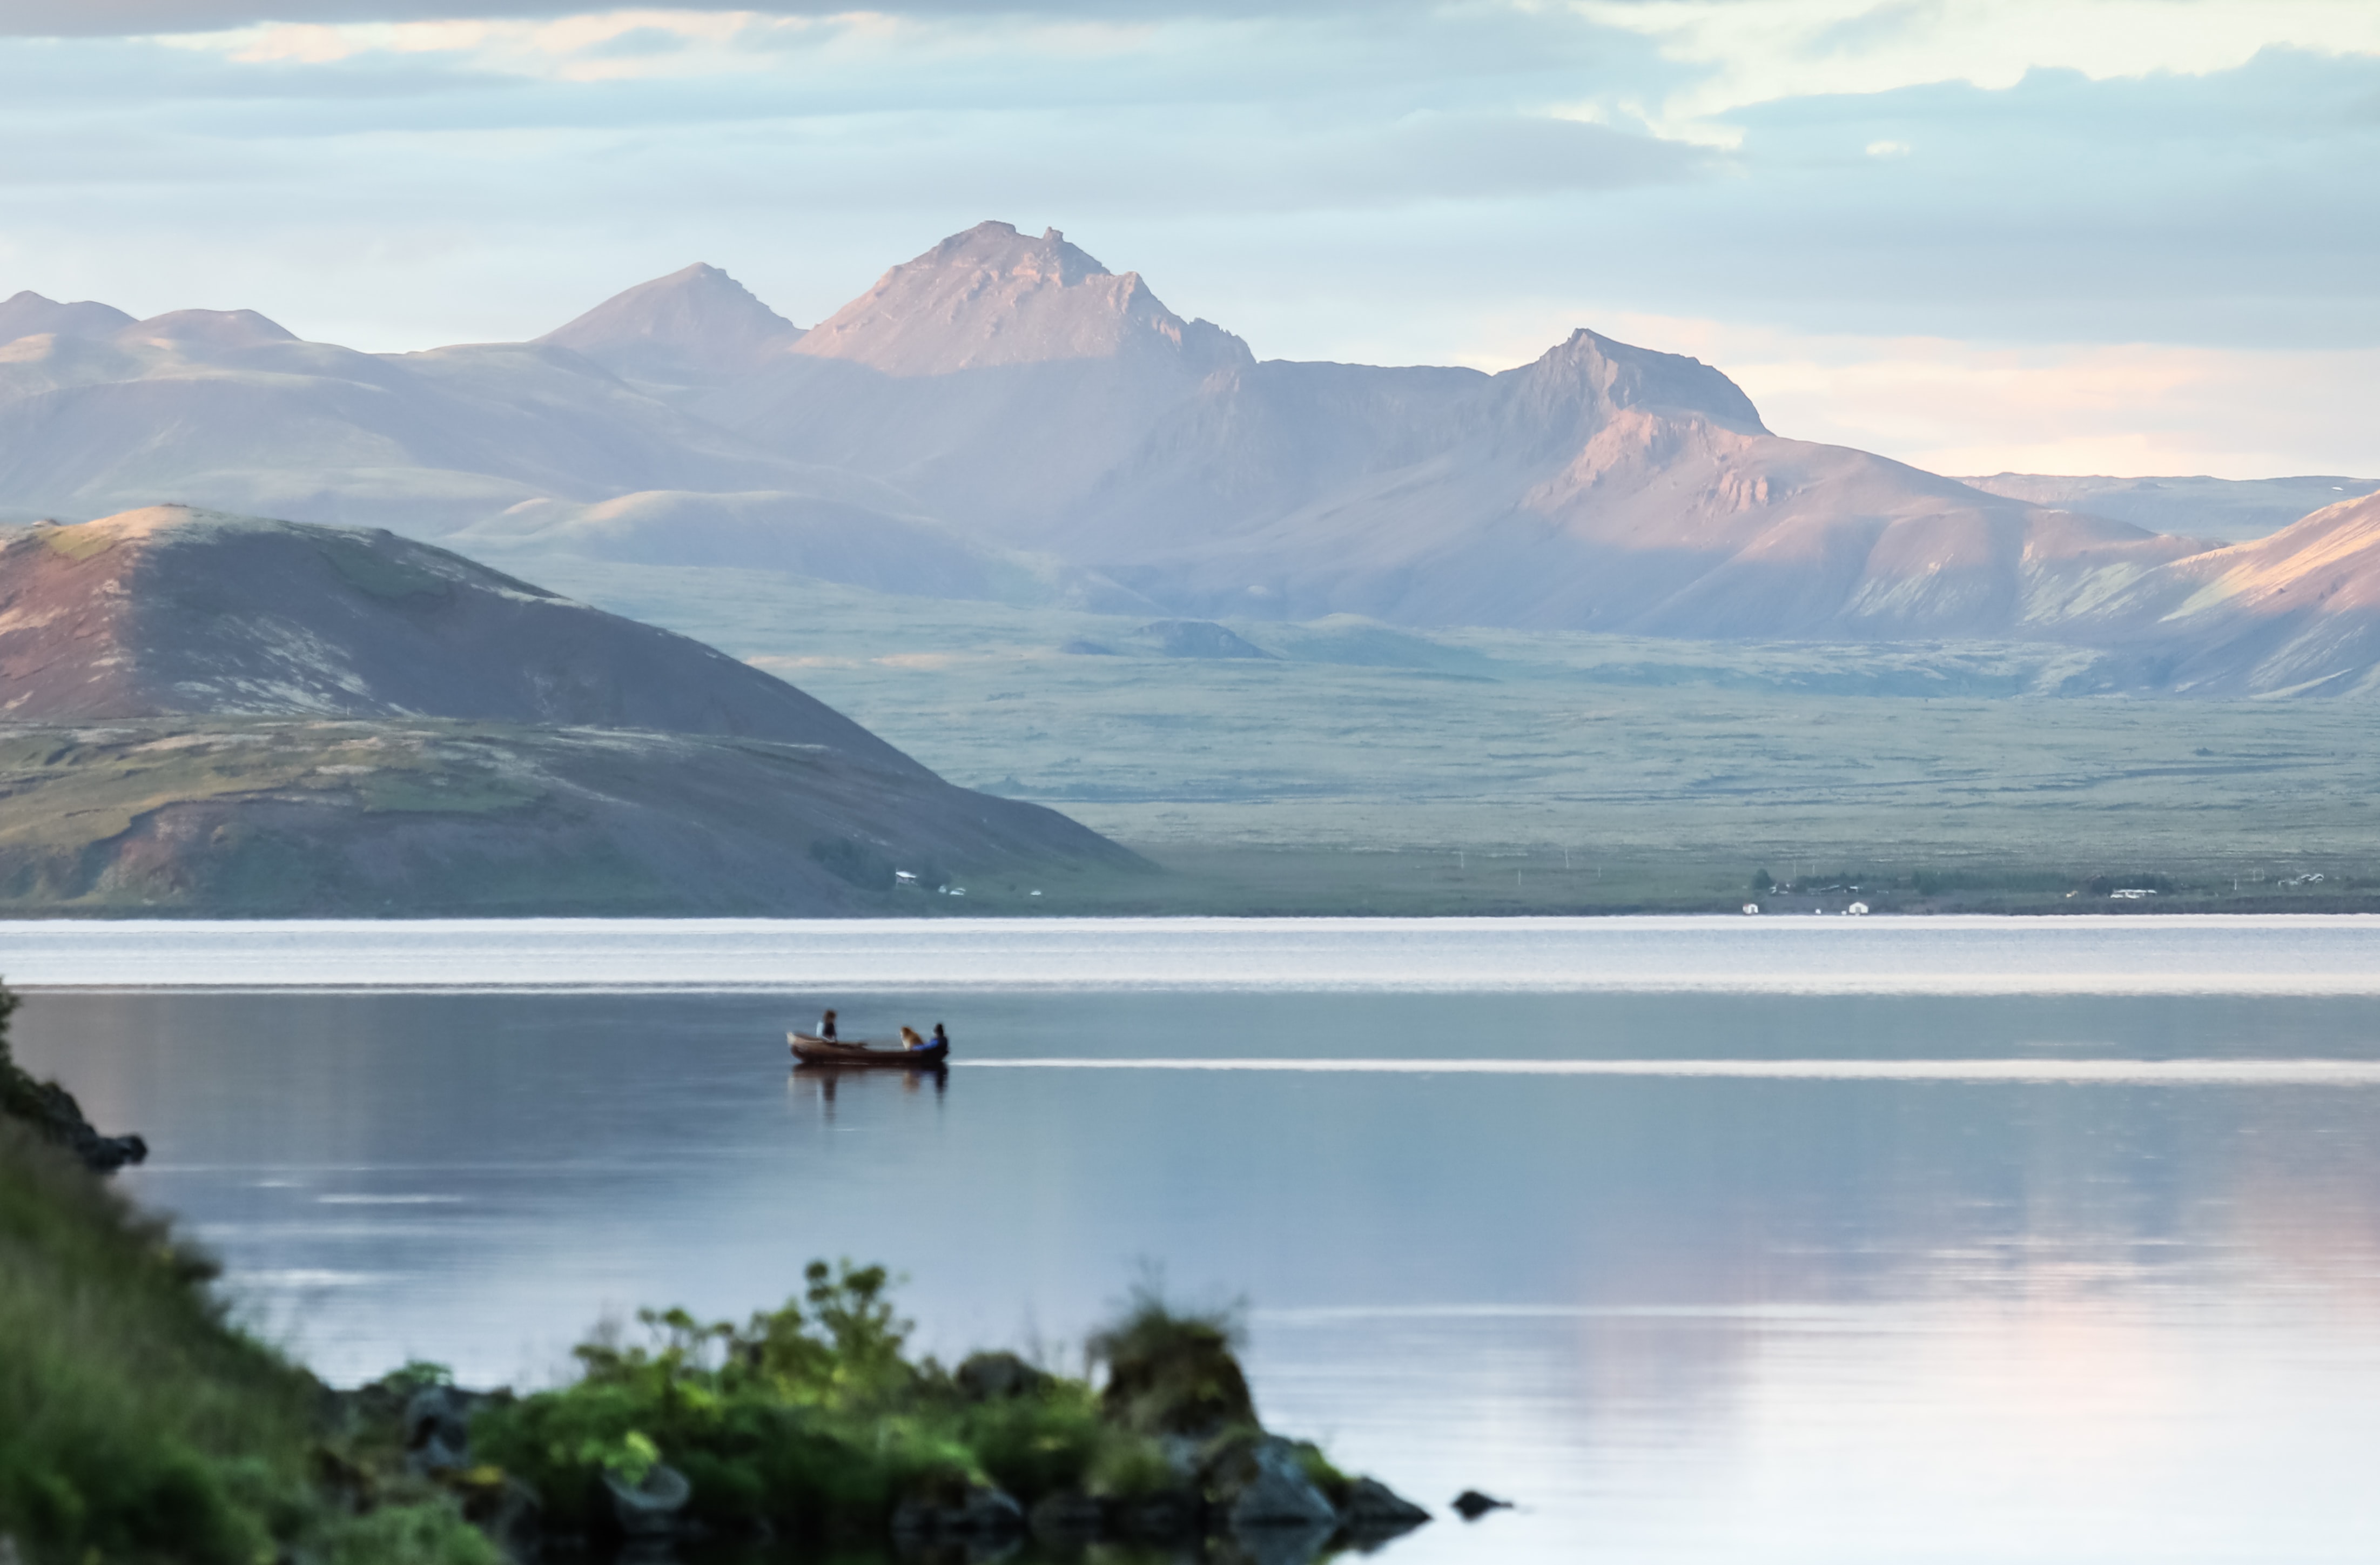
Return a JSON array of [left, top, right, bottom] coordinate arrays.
[[9, 918, 2380, 1563]]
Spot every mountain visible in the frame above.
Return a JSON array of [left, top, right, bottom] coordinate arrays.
[[2059, 491, 2380, 695], [5, 227, 2377, 690], [0, 290, 135, 341], [1959, 473, 2380, 543], [450, 488, 1153, 611], [632, 229, 2207, 640], [1050, 327, 2204, 638], [0, 505, 916, 765], [694, 223, 1255, 530], [0, 301, 806, 531], [537, 262, 805, 391], [0, 506, 1138, 912], [791, 223, 1243, 376]]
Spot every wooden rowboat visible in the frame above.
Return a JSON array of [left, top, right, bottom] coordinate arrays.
[[789, 1032, 949, 1067]]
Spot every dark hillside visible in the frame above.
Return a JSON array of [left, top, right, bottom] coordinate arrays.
[[0, 506, 924, 772], [0, 507, 1140, 914]]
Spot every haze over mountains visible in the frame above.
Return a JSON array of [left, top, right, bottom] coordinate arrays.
[[4, 224, 2378, 693]]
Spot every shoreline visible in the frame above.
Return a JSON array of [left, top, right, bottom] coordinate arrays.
[[7, 913, 2380, 997]]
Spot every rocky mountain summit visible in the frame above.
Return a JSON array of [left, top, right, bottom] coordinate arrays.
[[790, 222, 1247, 378], [0, 507, 1138, 914]]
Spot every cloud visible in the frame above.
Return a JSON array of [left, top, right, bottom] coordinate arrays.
[[1589, 314, 2380, 478], [1575, 0, 2380, 138], [0, 0, 1408, 37], [1, 1, 2376, 476]]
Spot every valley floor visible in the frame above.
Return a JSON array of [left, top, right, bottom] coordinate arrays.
[[482, 555, 2380, 916]]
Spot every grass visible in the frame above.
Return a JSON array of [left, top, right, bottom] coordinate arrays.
[[0, 723, 540, 855], [471, 552, 2380, 912], [0, 718, 1137, 916], [0, 1120, 493, 1565], [11, 548, 2376, 916]]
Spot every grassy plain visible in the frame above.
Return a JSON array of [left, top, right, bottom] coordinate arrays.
[[487, 552, 2380, 913]]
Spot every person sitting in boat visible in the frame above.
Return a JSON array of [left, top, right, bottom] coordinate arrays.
[[819, 1009, 839, 1041], [899, 1026, 929, 1050], [930, 1023, 950, 1051]]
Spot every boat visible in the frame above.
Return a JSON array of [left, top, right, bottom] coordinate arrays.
[[789, 1032, 949, 1067]]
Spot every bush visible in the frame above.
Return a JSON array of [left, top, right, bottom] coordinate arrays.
[[474, 1261, 950, 1536], [476, 1262, 1289, 1536], [954, 1377, 1105, 1503]]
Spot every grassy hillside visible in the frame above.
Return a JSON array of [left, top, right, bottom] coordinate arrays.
[[0, 1037, 493, 1562], [482, 553, 2380, 914], [0, 720, 1141, 916]]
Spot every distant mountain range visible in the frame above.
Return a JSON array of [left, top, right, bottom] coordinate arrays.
[[4, 224, 2377, 693], [0, 506, 1134, 912]]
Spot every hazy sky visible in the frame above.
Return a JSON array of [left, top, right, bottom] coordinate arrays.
[[3, 0, 2374, 477]]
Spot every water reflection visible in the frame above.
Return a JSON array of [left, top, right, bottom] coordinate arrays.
[[14, 984, 2380, 1563], [789, 1064, 950, 1121]]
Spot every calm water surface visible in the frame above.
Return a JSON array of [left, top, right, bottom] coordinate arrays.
[[9, 919, 2380, 1563]]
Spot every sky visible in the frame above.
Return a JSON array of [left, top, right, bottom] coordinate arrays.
[[1, 0, 2375, 478]]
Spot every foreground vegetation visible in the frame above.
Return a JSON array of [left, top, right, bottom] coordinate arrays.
[[1, 1161, 1399, 1562], [468, 1261, 1395, 1552], [0, 1008, 496, 1564]]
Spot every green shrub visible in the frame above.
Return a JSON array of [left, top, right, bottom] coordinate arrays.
[[322, 1495, 501, 1565], [1083, 1430, 1179, 1499], [956, 1378, 1106, 1503]]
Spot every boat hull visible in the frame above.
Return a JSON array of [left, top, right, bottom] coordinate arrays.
[[789, 1033, 949, 1067]]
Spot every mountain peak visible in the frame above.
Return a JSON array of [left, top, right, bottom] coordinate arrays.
[[792, 220, 1249, 377], [120, 308, 299, 350], [0, 290, 137, 345], [540, 262, 804, 385], [1497, 326, 1770, 441]]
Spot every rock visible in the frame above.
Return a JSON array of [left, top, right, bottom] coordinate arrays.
[[890, 1474, 1025, 1546], [954, 1349, 1051, 1403], [1026, 1489, 1105, 1548], [603, 1462, 693, 1537], [1451, 1488, 1512, 1520], [79, 1130, 149, 1172], [1220, 1437, 1337, 1532], [2, 1067, 147, 1173], [402, 1385, 475, 1475], [1339, 1476, 1431, 1542]]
